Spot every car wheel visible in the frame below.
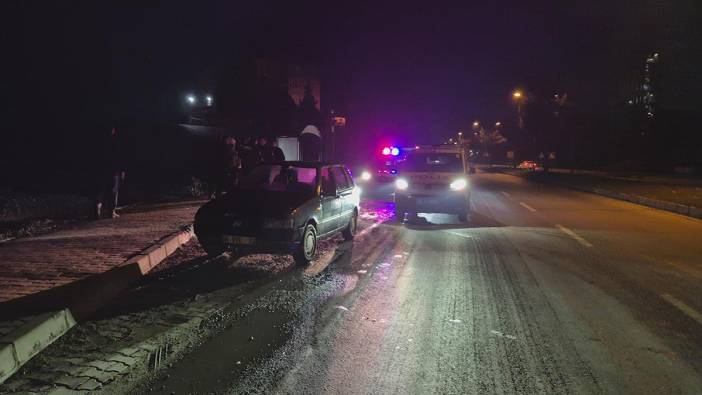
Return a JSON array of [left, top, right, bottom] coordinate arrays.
[[200, 238, 225, 257], [342, 210, 358, 241], [294, 223, 317, 265], [394, 206, 405, 222], [458, 199, 471, 222]]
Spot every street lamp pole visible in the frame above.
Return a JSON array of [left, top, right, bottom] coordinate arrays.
[[512, 90, 524, 129], [330, 110, 336, 161]]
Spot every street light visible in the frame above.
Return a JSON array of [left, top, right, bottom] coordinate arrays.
[[186, 95, 196, 105], [512, 90, 525, 129], [495, 121, 502, 127], [205, 95, 213, 106], [472, 121, 480, 128]]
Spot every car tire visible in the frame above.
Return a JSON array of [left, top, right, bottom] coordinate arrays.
[[458, 199, 471, 222], [294, 223, 317, 266], [200, 238, 225, 257], [394, 206, 405, 222], [342, 210, 358, 241]]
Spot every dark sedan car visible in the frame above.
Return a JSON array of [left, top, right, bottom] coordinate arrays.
[[194, 162, 360, 265]]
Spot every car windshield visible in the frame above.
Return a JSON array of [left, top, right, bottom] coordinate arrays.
[[402, 153, 464, 172], [239, 164, 318, 194]]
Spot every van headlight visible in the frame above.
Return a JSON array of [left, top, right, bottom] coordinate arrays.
[[262, 218, 295, 229], [450, 178, 468, 191], [360, 171, 372, 181], [395, 178, 409, 190]]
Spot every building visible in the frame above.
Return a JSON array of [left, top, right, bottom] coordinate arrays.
[[287, 64, 321, 111]]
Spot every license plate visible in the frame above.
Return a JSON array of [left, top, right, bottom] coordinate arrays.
[[223, 235, 256, 245]]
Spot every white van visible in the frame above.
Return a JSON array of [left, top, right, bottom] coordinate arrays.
[[394, 145, 471, 221]]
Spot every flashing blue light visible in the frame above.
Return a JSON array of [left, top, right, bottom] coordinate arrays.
[[390, 147, 400, 156]]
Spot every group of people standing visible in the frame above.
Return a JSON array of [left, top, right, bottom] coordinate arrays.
[[212, 135, 285, 197], [95, 128, 288, 219]]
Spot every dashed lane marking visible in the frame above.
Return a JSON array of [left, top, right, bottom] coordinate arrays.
[[555, 224, 593, 248], [501, 191, 511, 197], [519, 202, 537, 212], [661, 293, 702, 326]]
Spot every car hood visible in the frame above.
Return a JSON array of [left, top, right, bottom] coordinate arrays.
[[401, 172, 464, 184], [220, 188, 314, 218]]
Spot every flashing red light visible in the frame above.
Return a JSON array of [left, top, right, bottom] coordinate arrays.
[[382, 147, 391, 155]]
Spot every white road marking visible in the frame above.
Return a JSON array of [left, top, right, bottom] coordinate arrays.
[[501, 191, 511, 197], [357, 221, 381, 237], [555, 224, 593, 247], [661, 294, 702, 325], [445, 230, 472, 239], [519, 202, 537, 212], [490, 330, 517, 340], [448, 319, 462, 323], [357, 270, 367, 274], [335, 305, 349, 311]]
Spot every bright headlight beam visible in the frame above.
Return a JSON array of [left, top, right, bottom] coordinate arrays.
[[450, 178, 468, 191], [361, 171, 372, 181], [395, 178, 409, 190]]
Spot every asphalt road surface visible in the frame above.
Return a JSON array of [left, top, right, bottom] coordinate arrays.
[[142, 170, 702, 394]]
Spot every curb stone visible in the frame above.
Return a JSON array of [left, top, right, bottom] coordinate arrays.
[[0, 309, 76, 385], [4, 303, 225, 393], [501, 170, 702, 220], [0, 225, 194, 386]]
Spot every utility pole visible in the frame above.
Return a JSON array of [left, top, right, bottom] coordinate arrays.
[[330, 109, 336, 161]]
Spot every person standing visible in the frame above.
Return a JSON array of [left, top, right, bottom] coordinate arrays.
[[213, 136, 239, 197], [96, 127, 125, 219], [254, 137, 268, 163], [240, 136, 259, 175], [271, 139, 285, 162]]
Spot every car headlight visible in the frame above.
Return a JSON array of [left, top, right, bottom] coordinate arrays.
[[262, 218, 295, 229], [450, 178, 468, 191], [360, 171, 372, 181], [395, 178, 409, 190]]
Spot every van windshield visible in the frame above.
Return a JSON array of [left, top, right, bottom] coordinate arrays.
[[402, 153, 464, 173]]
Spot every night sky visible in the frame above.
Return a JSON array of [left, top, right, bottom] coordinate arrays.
[[5, 1, 701, 152]]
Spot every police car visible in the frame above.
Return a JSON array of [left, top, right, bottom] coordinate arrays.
[[357, 146, 403, 183], [394, 145, 471, 221]]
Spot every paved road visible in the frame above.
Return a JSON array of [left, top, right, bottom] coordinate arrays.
[[267, 171, 702, 394], [50, 170, 701, 394]]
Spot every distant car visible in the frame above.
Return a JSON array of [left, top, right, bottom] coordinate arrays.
[[517, 160, 537, 170], [194, 162, 360, 265]]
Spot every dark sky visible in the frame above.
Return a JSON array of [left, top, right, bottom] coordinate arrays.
[[5, 0, 701, 145]]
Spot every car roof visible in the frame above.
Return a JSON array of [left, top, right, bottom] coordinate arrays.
[[262, 161, 346, 168]]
